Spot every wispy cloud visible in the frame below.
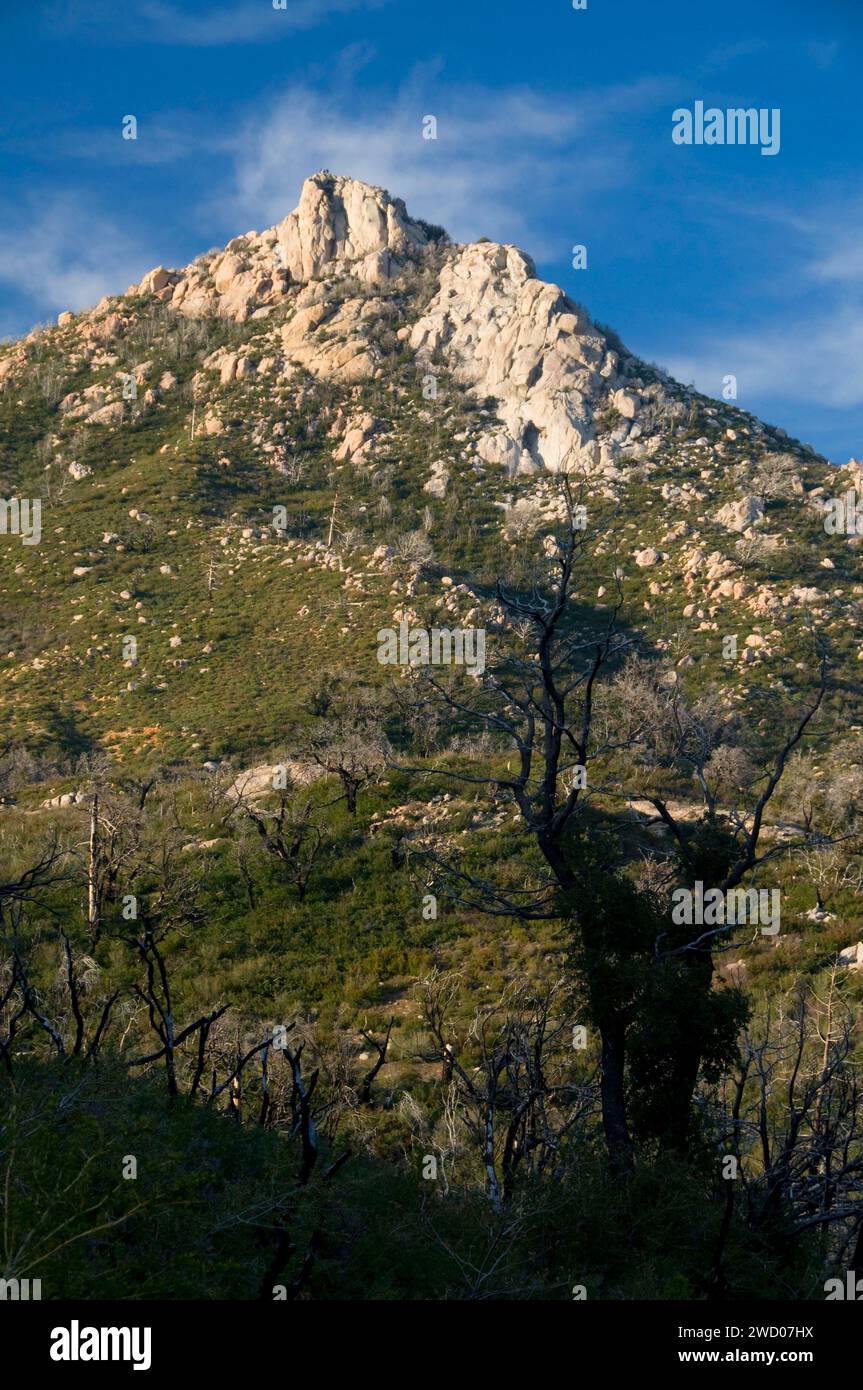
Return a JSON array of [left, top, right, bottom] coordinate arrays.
[[641, 188, 863, 432], [802, 205, 863, 289], [0, 71, 675, 330], [221, 76, 673, 251], [806, 39, 840, 70], [662, 302, 863, 414], [0, 197, 151, 330], [812, 240, 863, 287], [702, 38, 770, 72], [55, 0, 389, 46], [16, 111, 236, 170]]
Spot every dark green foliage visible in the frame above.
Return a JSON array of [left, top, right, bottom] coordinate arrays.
[[0, 1058, 823, 1301]]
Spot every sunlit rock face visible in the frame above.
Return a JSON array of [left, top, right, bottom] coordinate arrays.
[[410, 241, 657, 475]]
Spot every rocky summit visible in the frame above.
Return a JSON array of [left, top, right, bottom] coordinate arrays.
[[126, 166, 667, 472], [128, 170, 665, 473], [1, 171, 860, 764]]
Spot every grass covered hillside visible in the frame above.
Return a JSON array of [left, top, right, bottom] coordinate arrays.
[[2, 174, 863, 1302]]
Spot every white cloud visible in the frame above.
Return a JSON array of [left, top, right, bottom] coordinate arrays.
[[0, 74, 670, 332], [644, 193, 863, 423], [0, 198, 152, 328], [660, 303, 863, 412], [810, 236, 863, 289], [806, 40, 840, 70], [58, 0, 389, 45], [221, 77, 670, 252]]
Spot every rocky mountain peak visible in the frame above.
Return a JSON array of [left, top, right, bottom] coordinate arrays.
[[109, 172, 667, 473], [131, 172, 437, 323], [3, 171, 818, 499], [273, 170, 433, 284]]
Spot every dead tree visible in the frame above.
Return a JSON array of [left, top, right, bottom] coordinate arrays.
[[357, 1018, 394, 1106], [416, 970, 597, 1205], [393, 482, 641, 1170], [87, 794, 99, 938], [625, 653, 829, 1148], [73, 791, 145, 944], [298, 692, 388, 816], [0, 930, 119, 1071], [0, 835, 70, 929], [236, 789, 324, 901], [123, 922, 229, 1098], [713, 975, 863, 1290], [392, 477, 831, 1168]]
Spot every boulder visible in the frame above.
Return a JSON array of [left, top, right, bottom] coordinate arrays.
[[41, 791, 79, 808], [838, 942, 863, 969], [138, 266, 175, 296], [203, 411, 225, 436], [714, 495, 765, 532], [334, 412, 378, 463], [476, 431, 521, 471], [612, 388, 639, 419], [423, 460, 450, 498], [88, 400, 124, 425]]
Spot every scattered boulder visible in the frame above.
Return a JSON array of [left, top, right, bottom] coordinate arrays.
[[612, 388, 639, 419], [476, 431, 521, 471], [334, 412, 378, 463], [714, 495, 765, 532], [40, 791, 80, 809], [423, 459, 450, 497], [203, 411, 225, 436], [88, 400, 125, 426], [838, 941, 863, 969]]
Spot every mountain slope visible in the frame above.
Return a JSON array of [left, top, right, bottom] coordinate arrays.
[[1, 171, 860, 770]]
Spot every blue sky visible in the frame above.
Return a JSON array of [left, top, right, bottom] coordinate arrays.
[[0, 0, 860, 460]]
